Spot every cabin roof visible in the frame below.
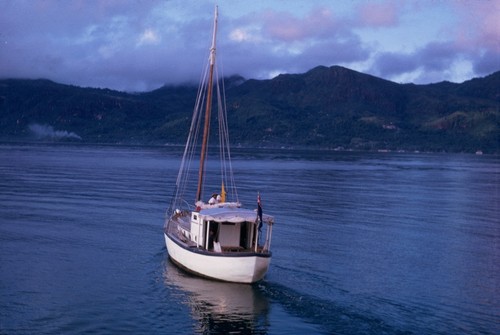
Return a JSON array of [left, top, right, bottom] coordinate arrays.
[[199, 206, 273, 224]]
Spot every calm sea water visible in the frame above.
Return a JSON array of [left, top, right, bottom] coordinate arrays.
[[0, 144, 498, 334]]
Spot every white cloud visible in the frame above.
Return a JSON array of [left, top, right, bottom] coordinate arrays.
[[136, 28, 160, 48], [229, 28, 254, 42]]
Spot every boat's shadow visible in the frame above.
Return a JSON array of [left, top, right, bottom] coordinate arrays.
[[162, 259, 270, 334]]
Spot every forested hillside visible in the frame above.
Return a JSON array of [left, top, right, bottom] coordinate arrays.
[[1, 66, 498, 153]]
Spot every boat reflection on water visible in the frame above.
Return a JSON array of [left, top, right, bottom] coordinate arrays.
[[163, 259, 270, 334]]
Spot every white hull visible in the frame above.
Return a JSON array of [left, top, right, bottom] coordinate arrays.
[[165, 233, 271, 284]]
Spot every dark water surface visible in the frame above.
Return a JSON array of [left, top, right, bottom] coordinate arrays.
[[0, 144, 498, 334]]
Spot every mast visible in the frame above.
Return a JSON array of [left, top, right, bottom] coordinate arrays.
[[196, 6, 218, 202]]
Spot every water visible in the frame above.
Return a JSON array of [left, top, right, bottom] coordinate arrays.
[[0, 144, 498, 334]]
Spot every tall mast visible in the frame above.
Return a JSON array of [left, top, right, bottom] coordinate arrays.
[[196, 5, 218, 202]]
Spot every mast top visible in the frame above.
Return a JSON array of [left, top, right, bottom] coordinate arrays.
[[209, 6, 218, 66]]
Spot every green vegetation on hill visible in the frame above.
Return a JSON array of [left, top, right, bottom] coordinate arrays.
[[0, 66, 498, 153]]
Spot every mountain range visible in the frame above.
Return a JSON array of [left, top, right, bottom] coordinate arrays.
[[1, 65, 498, 153]]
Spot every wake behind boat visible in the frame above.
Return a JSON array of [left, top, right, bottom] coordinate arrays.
[[164, 6, 274, 284]]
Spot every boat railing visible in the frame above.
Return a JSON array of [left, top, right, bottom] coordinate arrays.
[[195, 201, 241, 210]]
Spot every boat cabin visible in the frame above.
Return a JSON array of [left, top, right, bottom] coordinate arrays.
[[188, 205, 271, 253]]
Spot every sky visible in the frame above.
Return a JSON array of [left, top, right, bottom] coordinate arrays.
[[1, 0, 499, 92]]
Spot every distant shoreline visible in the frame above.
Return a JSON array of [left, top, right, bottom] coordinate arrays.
[[1, 139, 496, 156]]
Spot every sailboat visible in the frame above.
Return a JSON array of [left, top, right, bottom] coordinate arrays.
[[164, 6, 274, 284]]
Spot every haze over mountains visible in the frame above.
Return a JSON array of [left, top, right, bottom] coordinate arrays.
[[1, 66, 498, 153]]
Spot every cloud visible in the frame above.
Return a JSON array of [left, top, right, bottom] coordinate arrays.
[[473, 50, 500, 76], [29, 124, 82, 140], [453, 1, 500, 51], [137, 29, 161, 47], [419, 41, 460, 72], [372, 52, 419, 78], [261, 7, 337, 42], [0, 1, 498, 90], [357, 1, 399, 27], [220, 6, 369, 79], [451, 1, 500, 76], [367, 1, 500, 83], [301, 36, 370, 67], [372, 41, 463, 82], [229, 28, 255, 43]]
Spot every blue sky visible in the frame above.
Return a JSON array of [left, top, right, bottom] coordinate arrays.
[[1, 0, 498, 91]]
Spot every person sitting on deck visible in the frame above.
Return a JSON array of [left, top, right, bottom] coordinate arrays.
[[208, 193, 219, 205]]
